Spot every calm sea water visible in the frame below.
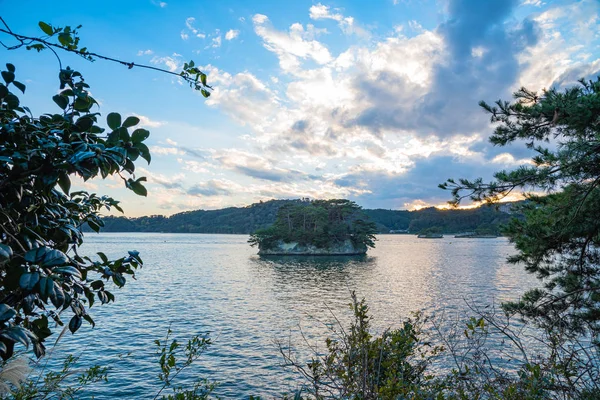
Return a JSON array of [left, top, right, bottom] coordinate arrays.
[[38, 233, 538, 398]]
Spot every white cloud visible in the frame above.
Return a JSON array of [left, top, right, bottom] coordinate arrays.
[[124, 2, 600, 215], [522, 0, 543, 6], [183, 17, 206, 40], [150, 55, 182, 72], [134, 114, 166, 128], [186, 17, 198, 33], [253, 14, 332, 73], [150, 146, 181, 155], [137, 49, 154, 56], [151, 0, 167, 8], [518, 1, 600, 90], [309, 4, 343, 21], [252, 14, 268, 24], [308, 3, 369, 37], [203, 65, 280, 129], [225, 29, 240, 40], [180, 159, 210, 174], [212, 36, 222, 48]]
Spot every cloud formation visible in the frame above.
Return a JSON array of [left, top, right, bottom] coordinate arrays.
[[116, 0, 600, 215], [225, 29, 240, 40]]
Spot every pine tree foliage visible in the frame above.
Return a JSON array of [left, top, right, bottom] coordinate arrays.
[[441, 78, 600, 335], [248, 199, 378, 251]]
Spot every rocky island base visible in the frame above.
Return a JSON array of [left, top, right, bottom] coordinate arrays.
[[258, 239, 367, 256]]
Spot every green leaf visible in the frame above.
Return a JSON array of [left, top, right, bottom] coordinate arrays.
[[112, 274, 126, 287], [107, 112, 121, 130], [73, 97, 91, 111], [57, 173, 71, 195], [25, 247, 68, 267], [58, 33, 71, 47], [53, 266, 82, 279], [87, 220, 101, 233], [38, 277, 54, 302], [90, 280, 104, 290], [19, 272, 40, 291], [118, 127, 130, 141], [75, 116, 94, 131], [26, 43, 46, 52], [122, 116, 140, 128], [201, 89, 210, 98], [0, 244, 13, 261], [127, 178, 148, 197], [200, 72, 207, 86], [128, 250, 141, 263], [83, 314, 95, 328], [38, 21, 53, 36], [5, 94, 19, 109], [2, 71, 15, 84], [69, 315, 82, 334], [0, 305, 16, 322], [0, 327, 32, 347], [97, 252, 109, 263], [12, 81, 25, 94], [52, 94, 69, 110], [33, 342, 46, 359], [0, 84, 8, 98], [5, 64, 15, 73], [131, 128, 150, 143], [49, 283, 65, 308], [136, 142, 151, 164]]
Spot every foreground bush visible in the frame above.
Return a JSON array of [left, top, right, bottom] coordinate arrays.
[[282, 294, 600, 399]]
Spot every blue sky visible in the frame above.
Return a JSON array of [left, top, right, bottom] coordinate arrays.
[[2, 0, 599, 216]]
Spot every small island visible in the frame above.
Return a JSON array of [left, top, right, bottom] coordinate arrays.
[[248, 199, 377, 255], [417, 227, 444, 239]]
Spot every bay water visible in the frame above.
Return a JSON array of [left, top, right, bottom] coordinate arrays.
[[39, 233, 538, 398]]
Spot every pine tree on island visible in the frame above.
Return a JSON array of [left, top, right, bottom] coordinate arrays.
[[248, 199, 377, 255]]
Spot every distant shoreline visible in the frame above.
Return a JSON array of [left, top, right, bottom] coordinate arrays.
[[91, 199, 517, 235]]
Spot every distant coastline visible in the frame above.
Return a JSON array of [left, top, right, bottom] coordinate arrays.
[[93, 199, 519, 235]]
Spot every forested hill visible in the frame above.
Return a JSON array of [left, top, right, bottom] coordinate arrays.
[[98, 199, 516, 234]]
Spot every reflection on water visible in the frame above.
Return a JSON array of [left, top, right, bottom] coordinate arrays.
[[41, 233, 538, 399]]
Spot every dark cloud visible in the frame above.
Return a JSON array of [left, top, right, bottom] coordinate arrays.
[[155, 181, 183, 190], [266, 129, 338, 157], [233, 165, 319, 182], [552, 64, 600, 89], [148, 174, 184, 190], [179, 146, 210, 160], [187, 181, 231, 197], [350, 0, 540, 138], [468, 138, 538, 161], [292, 119, 309, 132], [339, 154, 513, 209]]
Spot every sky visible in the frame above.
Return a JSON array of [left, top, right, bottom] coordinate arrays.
[[2, 0, 599, 217]]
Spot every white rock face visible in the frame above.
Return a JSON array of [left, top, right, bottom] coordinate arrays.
[[258, 239, 367, 256]]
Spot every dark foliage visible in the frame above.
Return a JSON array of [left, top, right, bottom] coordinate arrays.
[[0, 64, 148, 360], [442, 78, 600, 336], [248, 199, 378, 251]]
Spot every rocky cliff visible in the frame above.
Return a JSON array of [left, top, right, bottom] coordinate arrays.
[[258, 239, 367, 256]]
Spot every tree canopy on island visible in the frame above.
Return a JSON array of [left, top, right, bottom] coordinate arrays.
[[248, 199, 378, 251]]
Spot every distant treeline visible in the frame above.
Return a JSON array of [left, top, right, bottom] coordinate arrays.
[[96, 199, 517, 235]]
